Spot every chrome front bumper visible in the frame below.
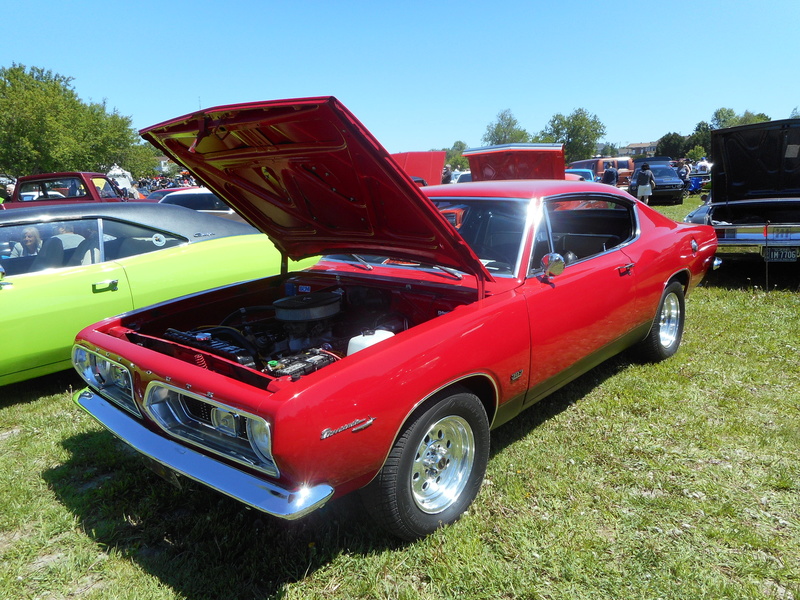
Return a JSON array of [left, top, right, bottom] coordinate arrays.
[[73, 389, 334, 520]]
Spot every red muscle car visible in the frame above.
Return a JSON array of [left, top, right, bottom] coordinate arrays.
[[71, 97, 718, 540]]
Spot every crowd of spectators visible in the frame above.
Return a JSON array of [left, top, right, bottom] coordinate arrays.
[[133, 174, 198, 197]]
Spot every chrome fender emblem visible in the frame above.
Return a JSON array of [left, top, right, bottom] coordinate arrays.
[[321, 416, 375, 440]]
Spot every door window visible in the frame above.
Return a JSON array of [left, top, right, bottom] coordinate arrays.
[[530, 195, 635, 272], [0, 219, 100, 274]]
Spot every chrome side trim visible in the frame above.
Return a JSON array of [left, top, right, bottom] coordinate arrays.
[[73, 389, 333, 520]]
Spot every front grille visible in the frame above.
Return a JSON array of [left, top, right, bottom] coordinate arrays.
[[144, 382, 277, 476], [183, 395, 213, 423], [181, 395, 250, 441]]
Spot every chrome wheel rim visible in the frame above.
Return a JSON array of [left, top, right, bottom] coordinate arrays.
[[411, 415, 475, 514], [658, 292, 681, 348]]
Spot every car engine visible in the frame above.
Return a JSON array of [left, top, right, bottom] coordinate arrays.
[[161, 289, 408, 379]]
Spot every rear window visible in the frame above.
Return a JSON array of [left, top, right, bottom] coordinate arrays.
[[17, 178, 87, 201], [161, 192, 226, 211]]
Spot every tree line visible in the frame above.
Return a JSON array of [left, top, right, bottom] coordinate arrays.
[[438, 106, 799, 171], [1, 63, 797, 179], [0, 64, 160, 178]]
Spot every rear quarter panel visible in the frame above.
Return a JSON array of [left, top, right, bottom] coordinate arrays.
[[628, 206, 717, 315]]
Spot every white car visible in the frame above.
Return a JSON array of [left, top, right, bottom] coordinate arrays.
[[158, 188, 245, 222]]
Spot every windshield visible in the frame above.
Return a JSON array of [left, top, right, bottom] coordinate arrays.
[[651, 166, 678, 178], [324, 199, 528, 276]]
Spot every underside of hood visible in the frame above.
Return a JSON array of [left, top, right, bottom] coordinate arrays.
[[140, 97, 491, 281], [463, 144, 566, 181], [712, 118, 800, 203]]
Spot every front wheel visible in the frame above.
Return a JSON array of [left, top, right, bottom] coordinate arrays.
[[635, 281, 685, 362], [362, 389, 490, 540]]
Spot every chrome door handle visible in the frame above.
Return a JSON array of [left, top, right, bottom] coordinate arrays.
[[92, 279, 119, 292], [617, 263, 635, 276]]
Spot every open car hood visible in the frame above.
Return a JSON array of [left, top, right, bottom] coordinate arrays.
[[711, 118, 800, 203], [463, 144, 566, 181], [141, 97, 491, 281]]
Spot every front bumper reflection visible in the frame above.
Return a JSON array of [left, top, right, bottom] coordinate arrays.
[[73, 389, 333, 520]]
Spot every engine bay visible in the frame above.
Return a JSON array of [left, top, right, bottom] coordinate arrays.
[[125, 279, 463, 385]]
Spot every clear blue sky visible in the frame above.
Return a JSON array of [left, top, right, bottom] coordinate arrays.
[[4, 1, 799, 154]]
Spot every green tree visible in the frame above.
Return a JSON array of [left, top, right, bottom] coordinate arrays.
[[738, 110, 770, 125], [434, 140, 469, 171], [0, 63, 157, 177], [685, 121, 711, 156], [710, 107, 770, 130], [125, 143, 162, 177], [537, 108, 606, 164], [599, 143, 618, 157], [686, 145, 706, 162], [481, 109, 530, 145], [656, 132, 687, 158], [791, 107, 800, 118], [711, 107, 738, 130]]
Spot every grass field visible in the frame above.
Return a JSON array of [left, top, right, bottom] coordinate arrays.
[[1, 195, 798, 599]]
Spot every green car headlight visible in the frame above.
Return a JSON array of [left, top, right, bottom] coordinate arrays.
[[72, 345, 139, 417]]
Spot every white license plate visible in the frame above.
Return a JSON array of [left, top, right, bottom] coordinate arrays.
[[764, 247, 798, 262]]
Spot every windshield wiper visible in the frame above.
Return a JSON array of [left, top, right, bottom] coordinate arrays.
[[350, 254, 374, 270], [432, 264, 463, 280]]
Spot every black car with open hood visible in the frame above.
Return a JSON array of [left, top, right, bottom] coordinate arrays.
[[685, 118, 800, 263]]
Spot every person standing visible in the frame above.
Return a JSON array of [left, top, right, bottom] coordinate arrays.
[[2, 183, 14, 203], [635, 163, 656, 205], [600, 162, 618, 186], [441, 164, 453, 184], [677, 161, 691, 192]]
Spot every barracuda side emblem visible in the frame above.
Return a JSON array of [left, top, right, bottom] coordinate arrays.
[[321, 416, 375, 440]]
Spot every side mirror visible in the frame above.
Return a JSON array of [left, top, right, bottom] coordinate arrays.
[[540, 252, 565, 279]]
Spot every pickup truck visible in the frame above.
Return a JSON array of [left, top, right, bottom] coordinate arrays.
[[1, 172, 128, 209]]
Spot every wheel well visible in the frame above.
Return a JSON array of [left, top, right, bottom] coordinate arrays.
[[455, 375, 497, 422], [407, 375, 497, 431], [669, 270, 690, 294]]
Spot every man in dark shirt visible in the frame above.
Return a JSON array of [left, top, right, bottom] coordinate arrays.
[[600, 163, 618, 186]]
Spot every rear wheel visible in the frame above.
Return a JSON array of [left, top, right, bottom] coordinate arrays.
[[636, 281, 685, 362], [362, 389, 490, 540]]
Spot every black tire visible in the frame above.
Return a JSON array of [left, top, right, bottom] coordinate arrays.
[[362, 389, 490, 540], [635, 281, 685, 362]]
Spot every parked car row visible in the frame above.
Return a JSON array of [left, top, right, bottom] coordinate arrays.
[[12, 98, 792, 543]]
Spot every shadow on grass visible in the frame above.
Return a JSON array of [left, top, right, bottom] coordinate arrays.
[[44, 430, 404, 598], [702, 258, 799, 292], [489, 353, 630, 458], [1, 369, 82, 408], [43, 354, 629, 598]]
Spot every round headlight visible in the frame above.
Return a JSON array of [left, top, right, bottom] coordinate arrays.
[[246, 418, 273, 464]]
